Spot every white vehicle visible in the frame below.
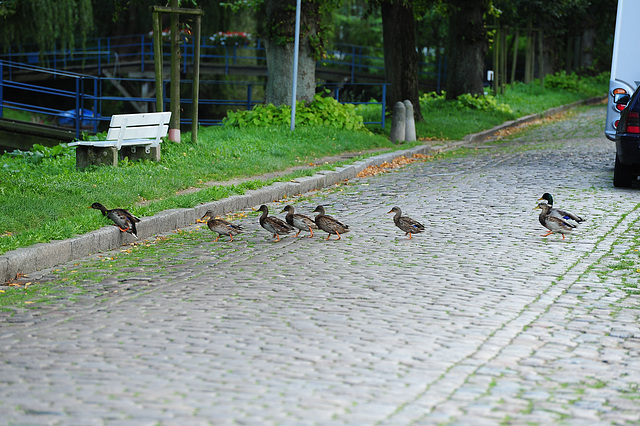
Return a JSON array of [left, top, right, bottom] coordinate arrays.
[[605, 0, 640, 141]]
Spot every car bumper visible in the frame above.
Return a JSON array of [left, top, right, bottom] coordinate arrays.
[[616, 135, 640, 164]]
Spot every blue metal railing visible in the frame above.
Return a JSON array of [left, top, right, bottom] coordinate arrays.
[[0, 34, 443, 84], [0, 59, 389, 139]]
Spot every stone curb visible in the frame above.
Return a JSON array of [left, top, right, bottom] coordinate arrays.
[[0, 97, 605, 283]]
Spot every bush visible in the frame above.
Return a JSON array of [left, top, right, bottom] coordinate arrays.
[[222, 92, 368, 131], [544, 71, 609, 97]]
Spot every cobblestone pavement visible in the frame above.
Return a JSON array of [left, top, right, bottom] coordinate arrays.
[[2, 105, 640, 425]]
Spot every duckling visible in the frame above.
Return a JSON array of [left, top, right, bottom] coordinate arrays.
[[281, 205, 318, 238], [534, 201, 578, 240], [198, 210, 243, 242], [256, 205, 294, 242], [90, 202, 140, 239], [537, 193, 584, 223], [313, 205, 350, 240], [388, 206, 425, 239]]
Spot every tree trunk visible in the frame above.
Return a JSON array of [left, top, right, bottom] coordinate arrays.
[[381, 0, 423, 121], [263, 0, 318, 106], [264, 39, 316, 106], [445, 0, 489, 100]]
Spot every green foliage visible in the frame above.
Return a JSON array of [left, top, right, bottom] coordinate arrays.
[[544, 71, 609, 98], [454, 93, 514, 115], [223, 93, 368, 131]]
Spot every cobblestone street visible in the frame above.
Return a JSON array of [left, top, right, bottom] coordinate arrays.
[[1, 105, 639, 424]]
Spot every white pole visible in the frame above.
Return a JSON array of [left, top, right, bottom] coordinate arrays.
[[290, 0, 302, 131]]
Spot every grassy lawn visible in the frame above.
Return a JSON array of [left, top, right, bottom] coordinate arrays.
[[0, 73, 608, 255]]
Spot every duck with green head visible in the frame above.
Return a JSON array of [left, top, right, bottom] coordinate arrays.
[[534, 201, 578, 240], [537, 193, 584, 223]]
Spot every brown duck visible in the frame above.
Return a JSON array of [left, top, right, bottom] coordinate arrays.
[[388, 206, 425, 239], [198, 210, 243, 242], [281, 205, 318, 238], [256, 205, 294, 242], [90, 202, 140, 239], [313, 205, 350, 240]]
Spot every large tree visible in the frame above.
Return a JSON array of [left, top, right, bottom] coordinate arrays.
[[380, 0, 424, 121], [263, 0, 326, 106], [445, 0, 489, 99], [0, 0, 93, 54]]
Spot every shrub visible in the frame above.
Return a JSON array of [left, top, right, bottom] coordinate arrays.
[[222, 92, 368, 131]]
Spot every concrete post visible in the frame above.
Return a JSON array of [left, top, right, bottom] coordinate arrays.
[[404, 100, 416, 142], [390, 101, 406, 143]]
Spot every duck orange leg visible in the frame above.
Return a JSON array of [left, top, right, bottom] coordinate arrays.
[[214, 235, 220, 242], [273, 234, 281, 242], [118, 226, 131, 233], [308, 229, 314, 238], [229, 234, 234, 242], [541, 230, 553, 237], [335, 232, 341, 240], [408, 233, 413, 240], [295, 230, 301, 237]]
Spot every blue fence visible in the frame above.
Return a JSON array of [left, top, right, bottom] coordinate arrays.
[[0, 59, 389, 139], [0, 34, 443, 84]]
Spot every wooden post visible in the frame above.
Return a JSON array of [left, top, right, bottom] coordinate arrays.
[[500, 26, 507, 94], [493, 26, 499, 93], [511, 31, 519, 84], [169, 0, 180, 142], [538, 29, 544, 87], [152, 11, 163, 113], [152, 6, 204, 144]]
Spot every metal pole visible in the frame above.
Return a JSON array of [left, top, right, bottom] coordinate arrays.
[[290, 0, 301, 131], [191, 14, 201, 144]]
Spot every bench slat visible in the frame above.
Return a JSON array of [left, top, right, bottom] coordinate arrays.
[[109, 112, 171, 127], [106, 124, 169, 142]]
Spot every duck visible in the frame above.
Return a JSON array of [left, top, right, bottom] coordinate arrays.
[[198, 210, 243, 242], [313, 205, 350, 240], [90, 202, 140, 239], [534, 201, 578, 240], [281, 205, 318, 238], [387, 206, 425, 239], [537, 193, 584, 223], [256, 205, 294, 242]]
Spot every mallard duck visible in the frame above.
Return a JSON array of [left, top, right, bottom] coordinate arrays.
[[388, 206, 425, 239], [537, 193, 584, 223], [198, 210, 243, 242], [281, 205, 318, 238], [90, 202, 140, 239], [313, 205, 350, 240], [534, 201, 578, 240], [256, 205, 294, 242]]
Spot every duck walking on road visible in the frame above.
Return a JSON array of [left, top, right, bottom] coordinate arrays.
[[257, 205, 294, 242], [198, 210, 243, 242], [537, 193, 585, 223], [388, 206, 425, 239], [90, 202, 140, 239], [281, 205, 318, 238], [313, 205, 350, 240], [534, 201, 578, 240]]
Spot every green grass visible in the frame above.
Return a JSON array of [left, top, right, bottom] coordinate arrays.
[[0, 73, 608, 256]]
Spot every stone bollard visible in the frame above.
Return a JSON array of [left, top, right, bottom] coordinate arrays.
[[390, 101, 406, 143], [404, 100, 416, 142]]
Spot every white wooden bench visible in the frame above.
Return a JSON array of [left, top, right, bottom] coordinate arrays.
[[69, 111, 172, 168]]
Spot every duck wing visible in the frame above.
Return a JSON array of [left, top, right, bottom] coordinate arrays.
[[292, 214, 318, 231], [550, 207, 584, 223], [316, 215, 350, 234], [263, 216, 294, 235], [397, 216, 425, 234]]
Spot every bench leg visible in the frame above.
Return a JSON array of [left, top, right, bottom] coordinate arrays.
[[75, 146, 118, 168], [121, 145, 161, 162]]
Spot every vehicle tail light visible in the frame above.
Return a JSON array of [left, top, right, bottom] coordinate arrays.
[[615, 120, 620, 129], [613, 88, 628, 95], [617, 103, 627, 111], [626, 111, 640, 134]]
